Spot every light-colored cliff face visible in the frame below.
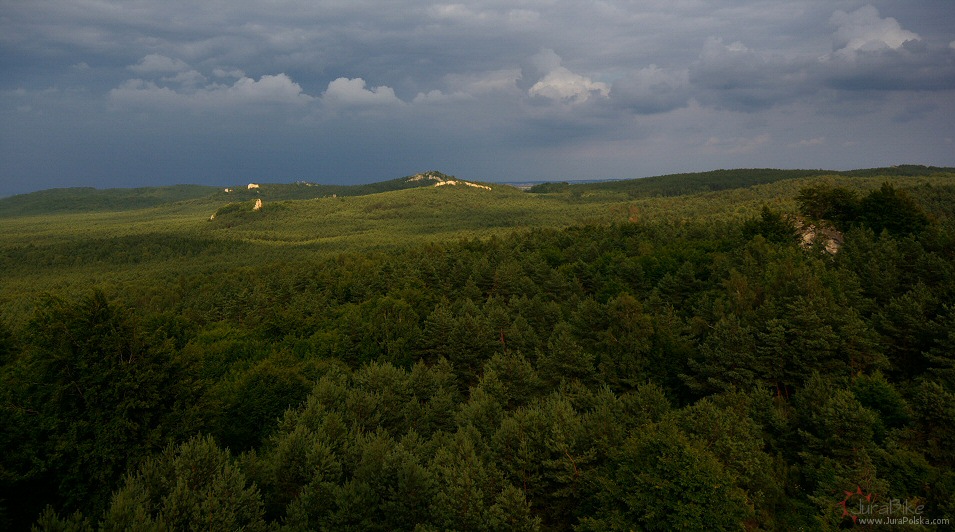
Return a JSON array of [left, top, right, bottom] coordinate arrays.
[[796, 219, 843, 254], [433, 179, 492, 190], [253, 198, 263, 211], [408, 172, 491, 190]]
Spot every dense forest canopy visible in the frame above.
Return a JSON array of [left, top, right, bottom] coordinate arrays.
[[1, 168, 954, 530]]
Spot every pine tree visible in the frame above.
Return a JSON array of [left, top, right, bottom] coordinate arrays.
[[537, 322, 595, 387], [101, 435, 267, 531]]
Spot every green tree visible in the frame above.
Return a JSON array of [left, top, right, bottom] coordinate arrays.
[[742, 206, 799, 244], [429, 429, 499, 531], [597, 294, 654, 391], [675, 392, 782, 522], [483, 351, 543, 409], [793, 375, 888, 528], [486, 483, 541, 531], [491, 394, 588, 529], [876, 283, 944, 379], [101, 435, 267, 531], [217, 354, 311, 451], [423, 299, 497, 382], [0, 320, 14, 367], [5, 291, 190, 521], [796, 184, 859, 229], [581, 421, 752, 531], [927, 305, 955, 390], [537, 322, 595, 387], [851, 371, 911, 441], [859, 183, 930, 235], [683, 314, 759, 396], [30, 506, 93, 532]]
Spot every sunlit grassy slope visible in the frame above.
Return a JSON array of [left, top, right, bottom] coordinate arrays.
[[0, 171, 450, 217], [2, 168, 953, 308]]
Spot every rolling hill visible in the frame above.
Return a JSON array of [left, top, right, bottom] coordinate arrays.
[[531, 165, 955, 197], [0, 170, 473, 217]]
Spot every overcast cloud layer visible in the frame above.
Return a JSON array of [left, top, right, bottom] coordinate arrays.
[[2, 1, 954, 195]]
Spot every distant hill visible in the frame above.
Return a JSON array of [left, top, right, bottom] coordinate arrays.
[[529, 165, 955, 198], [5, 166, 953, 217], [0, 185, 222, 217], [223, 171, 469, 202], [0, 171, 468, 217]]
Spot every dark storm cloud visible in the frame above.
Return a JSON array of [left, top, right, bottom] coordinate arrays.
[[688, 37, 813, 112], [820, 43, 955, 92], [2, 1, 954, 196], [687, 5, 955, 111], [610, 66, 691, 114]]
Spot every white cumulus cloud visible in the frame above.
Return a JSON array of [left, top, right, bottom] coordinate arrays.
[[109, 73, 313, 108], [529, 67, 610, 103], [528, 50, 609, 104], [227, 74, 312, 104], [322, 77, 403, 106], [829, 5, 920, 59]]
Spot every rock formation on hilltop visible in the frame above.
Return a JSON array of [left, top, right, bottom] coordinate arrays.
[[407, 171, 491, 190]]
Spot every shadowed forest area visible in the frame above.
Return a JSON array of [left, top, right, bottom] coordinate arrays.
[[2, 168, 955, 530]]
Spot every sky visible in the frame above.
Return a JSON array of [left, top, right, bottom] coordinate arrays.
[[2, 0, 954, 196]]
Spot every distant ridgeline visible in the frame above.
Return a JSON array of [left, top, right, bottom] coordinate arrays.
[[528, 165, 955, 198], [0, 171, 477, 217], [0, 185, 222, 217], [3, 166, 953, 217]]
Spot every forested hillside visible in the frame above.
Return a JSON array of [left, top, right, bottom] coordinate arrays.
[[532, 165, 955, 198], [1, 169, 954, 530], [0, 170, 461, 217]]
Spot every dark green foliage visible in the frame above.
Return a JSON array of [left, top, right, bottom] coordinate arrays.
[[31, 506, 93, 532], [683, 314, 758, 395], [796, 183, 860, 227], [859, 183, 930, 235], [537, 322, 595, 387], [909, 381, 955, 469], [528, 181, 571, 193], [574, 168, 826, 197], [876, 282, 944, 379], [798, 182, 931, 235], [1, 291, 194, 525], [0, 185, 220, 217], [581, 421, 752, 530], [567, 165, 954, 199], [675, 392, 782, 519], [927, 305, 955, 389], [851, 371, 910, 440], [422, 298, 498, 383], [742, 206, 799, 244], [0, 320, 14, 367], [792, 375, 889, 527], [216, 355, 312, 451], [101, 435, 267, 531]]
